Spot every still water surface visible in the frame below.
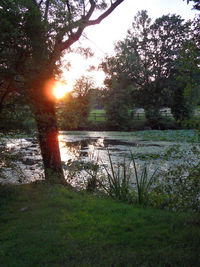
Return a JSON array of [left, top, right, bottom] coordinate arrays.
[[1, 131, 194, 185]]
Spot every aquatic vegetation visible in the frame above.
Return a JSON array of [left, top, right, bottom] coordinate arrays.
[[82, 145, 200, 212], [131, 129, 199, 143], [1, 130, 200, 212], [153, 144, 200, 212], [130, 151, 158, 205], [98, 150, 132, 201], [96, 150, 158, 205]]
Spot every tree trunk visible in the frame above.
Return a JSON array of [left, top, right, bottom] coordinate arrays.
[[34, 97, 66, 184]]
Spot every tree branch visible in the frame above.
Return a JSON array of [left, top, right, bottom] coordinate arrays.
[[84, 0, 96, 20], [82, 0, 86, 16], [60, 0, 125, 51], [44, 0, 50, 22], [86, 0, 124, 26], [39, 0, 44, 7], [66, 0, 73, 35]]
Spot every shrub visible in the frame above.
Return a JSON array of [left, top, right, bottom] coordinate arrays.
[[99, 151, 132, 202], [98, 150, 158, 204], [151, 144, 200, 212]]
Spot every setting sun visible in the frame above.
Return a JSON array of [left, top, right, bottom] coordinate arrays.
[[53, 81, 71, 99]]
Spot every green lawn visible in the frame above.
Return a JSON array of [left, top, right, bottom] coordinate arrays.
[[88, 109, 169, 124], [0, 183, 200, 266], [88, 109, 106, 122], [89, 108, 200, 125]]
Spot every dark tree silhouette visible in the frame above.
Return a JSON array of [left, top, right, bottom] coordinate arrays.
[[0, 0, 125, 183]]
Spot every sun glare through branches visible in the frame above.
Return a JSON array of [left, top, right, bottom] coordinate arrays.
[[53, 81, 71, 99]]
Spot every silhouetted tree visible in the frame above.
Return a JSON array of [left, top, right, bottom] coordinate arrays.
[[0, 0, 125, 183], [102, 11, 199, 128]]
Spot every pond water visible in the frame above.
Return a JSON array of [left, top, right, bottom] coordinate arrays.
[[59, 131, 169, 162], [0, 131, 198, 186]]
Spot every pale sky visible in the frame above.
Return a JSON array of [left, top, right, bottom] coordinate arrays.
[[62, 0, 197, 90]]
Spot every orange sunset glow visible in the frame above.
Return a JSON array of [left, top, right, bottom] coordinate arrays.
[[53, 81, 72, 99]]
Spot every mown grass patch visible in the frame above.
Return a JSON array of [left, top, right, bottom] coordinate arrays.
[[88, 109, 106, 122], [0, 183, 200, 266]]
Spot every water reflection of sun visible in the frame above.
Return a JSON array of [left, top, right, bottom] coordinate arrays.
[[58, 134, 80, 162], [58, 135, 105, 163]]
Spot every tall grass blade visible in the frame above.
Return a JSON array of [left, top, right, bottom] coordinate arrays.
[[130, 151, 140, 194], [146, 167, 158, 191], [107, 149, 116, 184]]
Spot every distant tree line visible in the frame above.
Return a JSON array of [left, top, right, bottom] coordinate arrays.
[[58, 10, 200, 131], [101, 10, 200, 129]]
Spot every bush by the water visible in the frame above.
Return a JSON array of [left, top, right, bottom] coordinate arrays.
[[65, 147, 200, 213]]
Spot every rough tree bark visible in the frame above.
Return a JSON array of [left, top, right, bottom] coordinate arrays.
[[29, 72, 65, 183], [35, 99, 65, 183]]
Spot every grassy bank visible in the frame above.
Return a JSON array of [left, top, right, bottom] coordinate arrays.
[[0, 184, 200, 266]]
